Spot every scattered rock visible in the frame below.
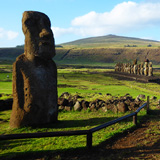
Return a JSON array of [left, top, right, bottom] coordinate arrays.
[[117, 102, 128, 113], [137, 94, 145, 99], [58, 98, 68, 106], [60, 92, 70, 99], [81, 100, 89, 111], [151, 96, 157, 100], [74, 101, 82, 111], [64, 106, 72, 111]]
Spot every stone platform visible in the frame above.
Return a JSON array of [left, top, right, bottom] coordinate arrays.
[[107, 71, 160, 83]]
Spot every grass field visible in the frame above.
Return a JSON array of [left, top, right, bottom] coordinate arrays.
[[0, 64, 160, 159], [0, 108, 147, 159]]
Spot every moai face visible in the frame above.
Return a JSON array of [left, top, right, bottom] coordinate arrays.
[[22, 11, 55, 60]]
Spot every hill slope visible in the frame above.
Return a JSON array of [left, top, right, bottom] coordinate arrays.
[[0, 35, 160, 65], [61, 34, 160, 48]]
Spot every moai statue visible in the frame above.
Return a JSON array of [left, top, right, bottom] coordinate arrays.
[[133, 59, 137, 65], [115, 63, 118, 72], [137, 64, 141, 75], [148, 62, 153, 76], [10, 11, 58, 128], [131, 64, 134, 74], [144, 62, 149, 76], [124, 63, 126, 72], [133, 59, 138, 74], [128, 63, 131, 74], [140, 62, 144, 75], [133, 64, 138, 74]]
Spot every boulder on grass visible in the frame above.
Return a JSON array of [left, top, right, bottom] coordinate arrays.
[[74, 101, 82, 111], [117, 102, 128, 113]]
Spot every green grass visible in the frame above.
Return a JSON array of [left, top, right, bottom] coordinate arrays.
[[0, 109, 147, 159], [1, 67, 160, 99], [57, 68, 160, 99], [0, 64, 160, 159]]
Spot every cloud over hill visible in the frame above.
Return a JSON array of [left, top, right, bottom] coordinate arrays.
[[52, 1, 160, 39]]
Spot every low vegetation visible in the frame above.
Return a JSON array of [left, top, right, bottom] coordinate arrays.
[[0, 64, 160, 159]]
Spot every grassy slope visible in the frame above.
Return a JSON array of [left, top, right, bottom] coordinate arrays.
[[0, 65, 160, 159], [61, 35, 160, 48], [55, 47, 160, 66], [1, 35, 160, 65]]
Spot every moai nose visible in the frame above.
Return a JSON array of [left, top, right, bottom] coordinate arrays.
[[39, 28, 52, 38]]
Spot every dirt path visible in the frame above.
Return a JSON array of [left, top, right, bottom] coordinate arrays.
[[105, 118, 160, 160], [47, 111, 160, 160]]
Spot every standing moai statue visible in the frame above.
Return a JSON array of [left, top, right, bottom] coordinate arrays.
[[148, 62, 153, 76], [131, 64, 134, 74], [128, 63, 131, 74], [137, 64, 141, 75], [133, 59, 137, 65], [144, 62, 149, 76], [10, 11, 58, 128], [115, 63, 118, 72], [133, 64, 138, 74], [140, 62, 144, 75], [133, 59, 137, 74]]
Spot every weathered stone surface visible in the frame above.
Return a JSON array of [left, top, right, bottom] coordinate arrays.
[[74, 101, 82, 111], [58, 98, 68, 106], [117, 102, 128, 113], [60, 92, 70, 99], [151, 96, 157, 100], [10, 11, 57, 128], [64, 106, 72, 111], [90, 103, 97, 111], [81, 100, 89, 111], [137, 94, 145, 99]]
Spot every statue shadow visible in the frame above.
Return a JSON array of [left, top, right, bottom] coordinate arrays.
[[32, 116, 119, 129]]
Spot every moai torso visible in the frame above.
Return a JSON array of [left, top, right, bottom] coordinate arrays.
[[144, 62, 149, 76], [137, 64, 141, 75], [133, 64, 138, 74], [140, 63, 144, 75], [10, 11, 58, 128], [148, 62, 153, 76], [128, 64, 131, 74], [11, 55, 57, 127]]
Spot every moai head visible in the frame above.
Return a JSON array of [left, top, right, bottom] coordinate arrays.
[[133, 59, 137, 65], [149, 62, 152, 67], [141, 62, 144, 68], [22, 11, 55, 60]]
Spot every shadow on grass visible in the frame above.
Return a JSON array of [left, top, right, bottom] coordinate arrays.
[[0, 124, 139, 160], [1, 112, 158, 160], [32, 116, 119, 129], [148, 109, 160, 116]]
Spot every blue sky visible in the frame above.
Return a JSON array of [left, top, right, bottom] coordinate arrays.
[[1, 0, 160, 47]]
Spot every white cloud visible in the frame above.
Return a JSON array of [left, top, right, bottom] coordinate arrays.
[[52, 27, 78, 37], [7, 31, 19, 40], [53, 1, 160, 39], [0, 28, 18, 40]]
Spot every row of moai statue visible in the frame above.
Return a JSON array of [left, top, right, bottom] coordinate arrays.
[[115, 59, 153, 76]]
